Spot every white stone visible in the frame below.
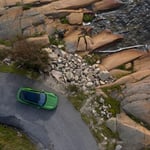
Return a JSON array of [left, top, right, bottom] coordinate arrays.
[[86, 81, 94, 87], [51, 70, 63, 81], [115, 145, 122, 150]]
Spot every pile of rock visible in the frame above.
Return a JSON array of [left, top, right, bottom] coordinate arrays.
[[44, 47, 112, 90], [81, 96, 112, 120]]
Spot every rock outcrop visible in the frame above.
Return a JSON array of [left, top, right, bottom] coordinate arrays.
[[99, 49, 146, 71], [0, 1, 150, 150], [107, 113, 150, 150]]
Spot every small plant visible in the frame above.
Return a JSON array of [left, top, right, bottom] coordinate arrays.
[[67, 84, 79, 93], [0, 64, 39, 79], [16, 2, 21, 6], [32, 32, 45, 37], [83, 13, 95, 23], [60, 17, 69, 24], [92, 129, 104, 142], [68, 85, 88, 111], [101, 86, 121, 117], [117, 64, 126, 70], [0, 49, 11, 61], [0, 39, 12, 46], [23, 4, 32, 10], [83, 54, 103, 65], [49, 29, 65, 47]]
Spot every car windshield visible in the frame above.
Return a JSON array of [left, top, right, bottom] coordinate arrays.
[[20, 91, 46, 106]]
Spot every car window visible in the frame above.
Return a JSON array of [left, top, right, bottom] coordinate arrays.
[[20, 91, 40, 104], [38, 93, 46, 106]]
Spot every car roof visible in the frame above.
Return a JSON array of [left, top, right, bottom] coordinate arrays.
[[20, 90, 40, 103]]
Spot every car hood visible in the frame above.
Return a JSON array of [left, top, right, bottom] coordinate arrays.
[[44, 94, 58, 109]]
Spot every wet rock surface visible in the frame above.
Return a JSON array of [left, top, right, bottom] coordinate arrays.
[[92, 0, 150, 49]]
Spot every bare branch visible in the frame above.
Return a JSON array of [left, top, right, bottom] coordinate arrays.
[[96, 45, 149, 53]]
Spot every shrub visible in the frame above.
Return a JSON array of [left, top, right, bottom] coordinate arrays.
[[0, 39, 12, 46], [60, 17, 69, 24], [12, 40, 50, 72], [83, 13, 95, 23], [0, 49, 11, 61]]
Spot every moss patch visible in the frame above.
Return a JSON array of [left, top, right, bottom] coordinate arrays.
[[0, 64, 39, 79], [0, 124, 36, 150], [23, 4, 32, 10], [68, 91, 87, 111], [67, 85, 88, 111], [0, 39, 12, 47], [101, 86, 121, 117], [0, 49, 11, 61], [83, 54, 104, 65], [83, 13, 95, 23], [60, 17, 69, 24]]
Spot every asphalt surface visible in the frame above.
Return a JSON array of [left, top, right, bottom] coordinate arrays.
[[0, 73, 98, 150]]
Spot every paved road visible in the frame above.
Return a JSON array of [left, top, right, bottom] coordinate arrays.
[[0, 73, 98, 150]]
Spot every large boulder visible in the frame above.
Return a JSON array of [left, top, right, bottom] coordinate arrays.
[[92, 0, 124, 12], [0, 7, 46, 39], [123, 100, 150, 125], [0, 0, 39, 7], [30, 0, 99, 15], [26, 35, 50, 47], [99, 69, 150, 88], [0, 19, 22, 39], [0, 7, 23, 39], [134, 53, 150, 71], [107, 113, 150, 150], [121, 76, 150, 125], [66, 12, 83, 25], [91, 29, 123, 51], [64, 30, 81, 53], [100, 49, 145, 71], [76, 36, 93, 52]]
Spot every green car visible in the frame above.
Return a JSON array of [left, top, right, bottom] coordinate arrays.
[[17, 87, 58, 110]]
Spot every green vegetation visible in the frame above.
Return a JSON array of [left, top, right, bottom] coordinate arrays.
[[83, 13, 95, 23], [117, 64, 126, 70], [0, 124, 36, 150], [16, 2, 32, 10], [0, 49, 11, 61], [16, 2, 21, 6], [60, 17, 69, 24], [81, 113, 97, 125], [67, 83, 120, 148], [67, 84, 79, 93], [105, 96, 120, 116], [92, 129, 104, 142], [0, 64, 39, 79], [23, 4, 33, 10], [102, 85, 121, 117], [31, 32, 46, 37], [68, 90, 87, 111], [67, 84, 88, 111], [117, 63, 134, 72], [0, 39, 12, 47], [83, 54, 104, 65], [49, 36, 65, 46], [48, 30, 65, 49], [81, 114, 91, 125], [101, 123, 119, 139]]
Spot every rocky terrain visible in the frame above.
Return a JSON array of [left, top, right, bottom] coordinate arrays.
[[0, 0, 150, 150]]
